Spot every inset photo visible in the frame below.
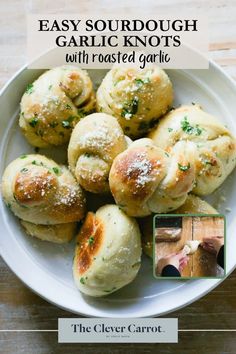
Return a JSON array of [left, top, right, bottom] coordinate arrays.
[[153, 214, 225, 279]]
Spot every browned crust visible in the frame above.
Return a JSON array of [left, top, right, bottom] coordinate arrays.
[[14, 168, 57, 205], [110, 147, 163, 200], [75, 212, 104, 275]]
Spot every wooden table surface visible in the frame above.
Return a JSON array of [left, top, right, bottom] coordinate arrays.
[[1, 1, 236, 353]]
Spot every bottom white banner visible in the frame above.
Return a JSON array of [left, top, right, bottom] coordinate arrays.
[[58, 318, 178, 343]]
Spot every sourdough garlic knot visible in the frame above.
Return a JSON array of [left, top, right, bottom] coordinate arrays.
[[68, 113, 128, 193], [109, 106, 236, 217], [73, 205, 142, 297], [19, 65, 96, 147], [2, 154, 86, 243], [148, 105, 236, 195], [96, 65, 173, 138], [109, 138, 197, 217]]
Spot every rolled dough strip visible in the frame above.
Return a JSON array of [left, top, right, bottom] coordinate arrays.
[[182, 245, 191, 255], [184, 240, 200, 255]]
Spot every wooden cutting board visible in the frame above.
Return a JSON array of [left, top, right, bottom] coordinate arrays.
[[192, 216, 224, 277]]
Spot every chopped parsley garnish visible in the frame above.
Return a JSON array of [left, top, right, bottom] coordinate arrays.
[[168, 127, 173, 132], [178, 162, 191, 171], [204, 159, 215, 166], [68, 116, 76, 123], [48, 84, 52, 90], [80, 277, 86, 284], [25, 83, 34, 94], [121, 97, 139, 119], [20, 154, 27, 159], [181, 117, 203, 136], [61, 116, 76, 129], [52, 167, 60, 175], [7, 203, 11, 209], [65, 104, 71, 110], [205, 160, 213, 165], [84, 152, 91, 158], [61, 120, 71, 129], [114, 77, 124, 86], [32, 160, 37, 165], [20, 168, 28, 173], [29, 117, 38, 128], [88, 236, 95, 246], [49, 121, 58, 128], [135, 77, 150, 88]]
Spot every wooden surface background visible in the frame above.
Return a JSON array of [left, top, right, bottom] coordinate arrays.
[[0, 0, 236, 353]]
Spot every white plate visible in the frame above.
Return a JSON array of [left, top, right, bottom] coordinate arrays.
[[0, 62, 236, 318]]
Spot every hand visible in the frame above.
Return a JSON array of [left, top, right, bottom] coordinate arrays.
[[201, 236, 224, 256], [157, 250, 189, 274]]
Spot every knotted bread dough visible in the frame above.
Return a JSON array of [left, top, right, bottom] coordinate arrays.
[[19, 65, 95, 147], [148, 105, 236, 195], [109, 138, 197, 217], [73, 204, 142, 297], [96, 65, 173, 138], [68, 113, 128, 193], [1, 154, 86, 243]]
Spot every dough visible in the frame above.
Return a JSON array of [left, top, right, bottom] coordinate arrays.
[[19, 65, 96, 147], [73, 204, 142, 297], [1, 154, 86, 243], [182, 245, 191, 255], [184, 240, 201, 254], [148, 105, 236, 196], [96, 65, 173, 138], [68, 113, 128, 193], [109, 138, 197, 217]]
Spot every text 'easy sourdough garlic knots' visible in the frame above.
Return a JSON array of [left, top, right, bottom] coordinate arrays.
[[19, 66, 95, 148], [68, 113, 128, 193], [96, 65, 173, 138], [109, 138, 197, 217], [149, 105, 236, 195], [1, 155, 86, 243]]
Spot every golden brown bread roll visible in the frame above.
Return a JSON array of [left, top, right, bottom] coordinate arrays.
[[68, 113, 128, 193], [1, 154, 86, 243], [96, 65, 173, 138], [109, 138, 196, 217], [140, 194, 218, 258], [19, 66, 96, 148], [21, 221, 77, 244], [148, 105, 236, 195], [73, 205, 142, 297]]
